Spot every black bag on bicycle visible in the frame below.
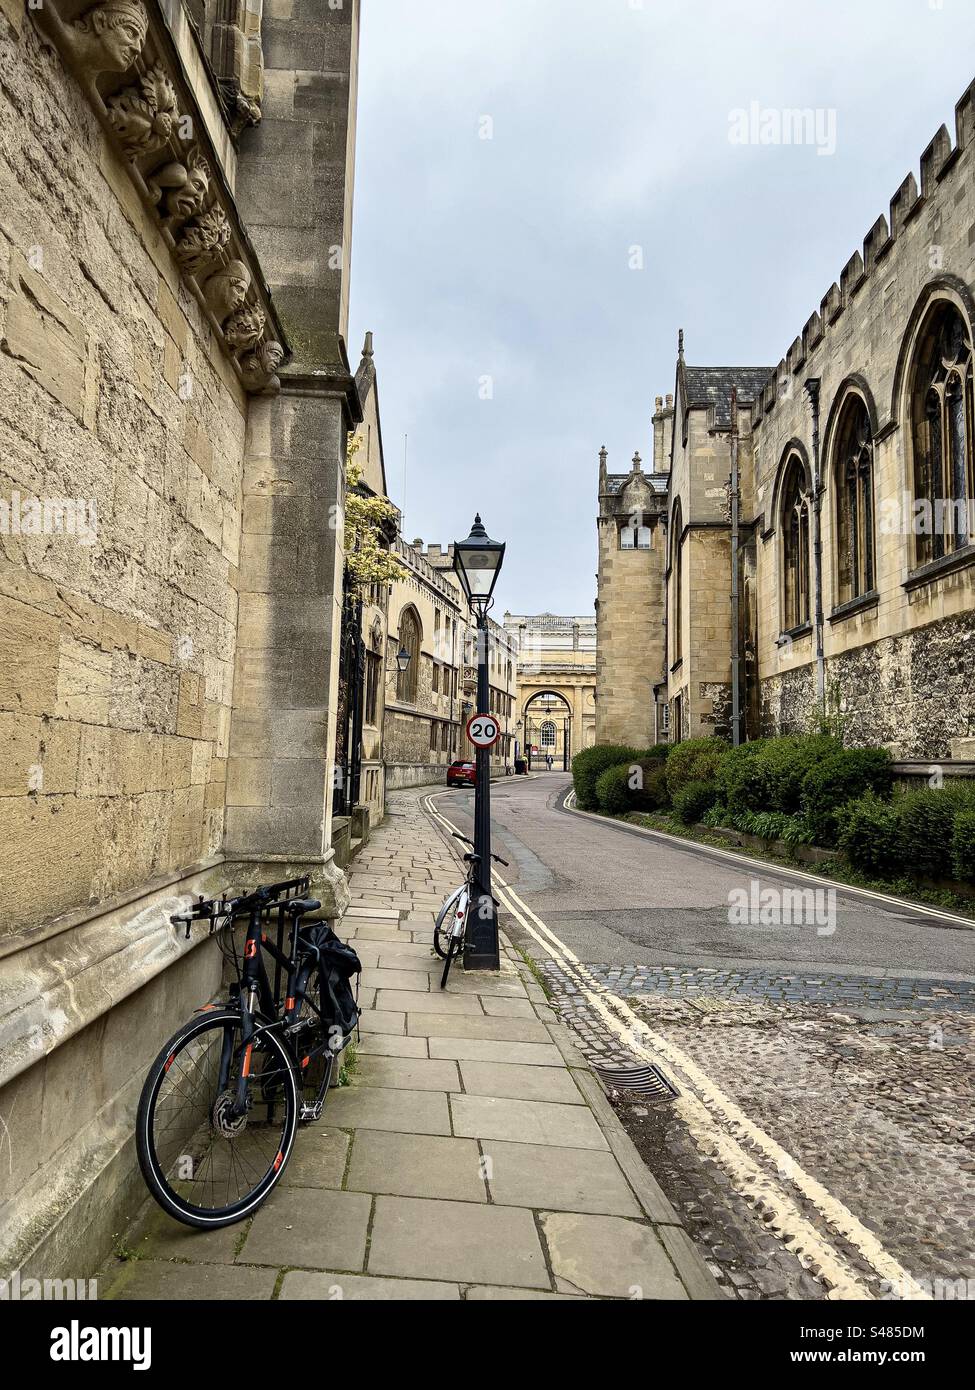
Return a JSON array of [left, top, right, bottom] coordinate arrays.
[[307, 923, 362, 1041]]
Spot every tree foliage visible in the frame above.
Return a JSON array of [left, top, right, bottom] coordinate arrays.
[[343, 436, 407, 591]]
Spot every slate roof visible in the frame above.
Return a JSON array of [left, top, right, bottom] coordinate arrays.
[[683, 366, 772, 427], [605, 472, 670, 495]]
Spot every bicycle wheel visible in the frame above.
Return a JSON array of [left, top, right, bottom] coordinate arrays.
[[137, 1009, 299, 1228], [433, 885, 466, 958], [440, 937, 461, 990]]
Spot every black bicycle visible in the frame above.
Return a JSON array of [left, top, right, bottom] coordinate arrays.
[[136, 877, 360, 1229], [437, 833, 508, 989]]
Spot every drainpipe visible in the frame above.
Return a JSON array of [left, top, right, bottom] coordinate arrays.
[[804, 378, 826, 720], [729, 389, 743, 746]]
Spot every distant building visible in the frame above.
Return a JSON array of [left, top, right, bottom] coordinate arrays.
[[384, 542, 517, 786], [503, 613, 597, 768], [596, 75, 975, 760]]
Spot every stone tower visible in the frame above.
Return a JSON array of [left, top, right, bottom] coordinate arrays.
[[594, 405, 672, 747]]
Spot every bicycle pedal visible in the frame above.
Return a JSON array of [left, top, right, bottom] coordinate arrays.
[[300, 1102, 324, 1122]]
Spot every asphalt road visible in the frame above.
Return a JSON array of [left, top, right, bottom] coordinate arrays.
[[425, 773, 975, 1300], [432, 772, 975, 981]]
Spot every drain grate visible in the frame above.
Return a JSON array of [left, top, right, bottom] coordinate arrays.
[[593, 1061, 680, 1102]]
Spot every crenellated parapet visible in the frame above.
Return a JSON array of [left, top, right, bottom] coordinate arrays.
[[752, 76, 975, 430], [30, 0, 286, 393]]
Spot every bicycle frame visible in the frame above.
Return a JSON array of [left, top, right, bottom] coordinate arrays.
[[194, 877, 337, 1117]]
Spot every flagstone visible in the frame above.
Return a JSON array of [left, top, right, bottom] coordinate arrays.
[[458, 1061, 584, 1104], [357, 1034, 429, 1059], [450, 1094, 609, 1150], [360, 967, 432, 991], [367, 1197, 548, 1288], [239, 1188, 371, 1272], [280, 1271, 460, 1300], [347, 1131, 485, 1202], [485, 1141, 640, 1216], [541, 1213, 688, 1300], [407, 1013, 551, 1043], [323, 1085, 451, 1135], [356, 1009, 406, 1035], [378, 989, 485, 1016], [427, 1038, 565, 1066], [357, 1054, 460, 1092]]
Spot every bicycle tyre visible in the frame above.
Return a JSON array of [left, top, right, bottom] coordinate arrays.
[[433, 885, 465, 958], [440, 937, 460, 990], [137, 1009, 299, 1229]]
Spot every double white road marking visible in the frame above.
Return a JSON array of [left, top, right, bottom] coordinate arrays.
[[423, 791, 930, 1302]]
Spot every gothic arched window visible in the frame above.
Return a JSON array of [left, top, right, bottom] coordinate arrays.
[[910, 302, 975, 564], [781, 455, 810, 631], [833, 397, 875, 602], [397, 607, 421, 703], [364, 621, 383, 726]]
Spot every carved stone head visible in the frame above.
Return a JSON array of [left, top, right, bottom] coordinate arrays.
[[205, 259, 251, 323], [169, 153, 210, 221], [75, 0, 149, 75]]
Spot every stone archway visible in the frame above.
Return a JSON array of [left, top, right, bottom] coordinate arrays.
[[522, 690, 573, 770]]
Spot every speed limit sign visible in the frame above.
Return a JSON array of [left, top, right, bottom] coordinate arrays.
[[466, 712, 502, 749]]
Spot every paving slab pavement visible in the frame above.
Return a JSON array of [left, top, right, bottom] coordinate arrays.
[[102, 789, 719, 1302]]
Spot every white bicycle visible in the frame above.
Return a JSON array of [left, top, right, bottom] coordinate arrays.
[[434, 832, 508, 989]]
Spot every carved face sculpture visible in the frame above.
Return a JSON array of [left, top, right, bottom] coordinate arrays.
[[170, 161, 209, 220], [89, 0, 148, 73], [261, 340, 284, 373], [205, 260, 251, 322]]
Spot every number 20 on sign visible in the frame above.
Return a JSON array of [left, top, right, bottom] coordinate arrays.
[[466, 713, 501, 749]]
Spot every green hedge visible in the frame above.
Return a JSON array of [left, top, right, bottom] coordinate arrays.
[[571, 744, 639, 811], [894, 785, 975, 879], [595, 758, 670, 815], [836, 792, 902, 876], [951, 809, 975, 883], [673, 779, 720, 825], [716, 740, 770, 816], [716, 734, 841, 816], [800, 747, 893, 847], [666, 738, 726, 801], [838, 785, 975, 880]]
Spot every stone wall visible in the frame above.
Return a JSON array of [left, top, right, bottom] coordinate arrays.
[[0, 0, 360, 1282], [761, 610, 975, 757], [0, 11, 245, 938], [595, 453, 667, 748], [750, 81, 975, 759]]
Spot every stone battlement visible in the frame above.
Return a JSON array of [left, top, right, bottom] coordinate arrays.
[[752, 75, 975, 429]]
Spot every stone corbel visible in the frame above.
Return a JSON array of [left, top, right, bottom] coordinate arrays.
[[30, 0, 286, 394], [211, 0, 264, 136]]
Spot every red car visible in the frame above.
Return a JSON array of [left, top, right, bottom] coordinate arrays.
[[446, 760, 477, 788]]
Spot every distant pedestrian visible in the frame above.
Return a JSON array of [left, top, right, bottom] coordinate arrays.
[[546, 753, 554, 771]]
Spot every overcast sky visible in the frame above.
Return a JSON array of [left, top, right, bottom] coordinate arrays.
[[349, 0, 975, 617]]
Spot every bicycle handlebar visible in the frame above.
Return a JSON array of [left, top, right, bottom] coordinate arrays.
[[170, 875, 311, 938], [452, 831, 508, 867]]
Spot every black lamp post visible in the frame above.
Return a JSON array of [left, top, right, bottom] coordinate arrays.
[[453, 515, 505, 971]]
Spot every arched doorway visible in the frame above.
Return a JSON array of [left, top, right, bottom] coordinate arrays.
[[523, 691, 573, 771]]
